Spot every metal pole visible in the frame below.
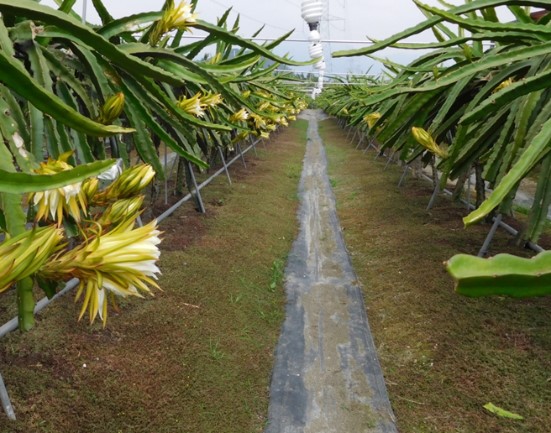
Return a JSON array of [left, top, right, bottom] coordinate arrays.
[[0, 373, 15, 421], [426, 166, 441, 211], [355, 134, 365, 150], [466, 169, 473, 210], [236, 142, 247, 168], [187, 161, 206, 213], [384, 151, 395, 169], [426, 183, 441, 210], [164, 143, 168, 205], [252, 134, 265, 149], [155, 139, 258, 222], [398, 164, 410, 187], [363, 139, 377, 154], [351, 128, 358, 144], [169, 155, 179, 196], [421, 171, 546, 254], [478, 214, 502, 257], [218, 147, 232, 185], [346, 126, 353, 141]]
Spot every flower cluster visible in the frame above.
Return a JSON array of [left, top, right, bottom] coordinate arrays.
[[177, 91, 223, 117], [39, 218, 161, 325], [0, 159, 163, 326]]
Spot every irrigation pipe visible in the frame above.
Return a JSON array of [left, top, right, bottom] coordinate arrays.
[[0, 138, 263, 340], [0, 374, 15, 421]]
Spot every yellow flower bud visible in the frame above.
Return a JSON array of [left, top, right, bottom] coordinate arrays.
[[98, 196, 145, 227], [81, 178, 99, 202], [231, 131, 249, 144], [0, 226, 63, 293], [208, 53, 222, 64], [201, 92, 223, 108], [411, 127, 448, 159], [101, 164, 156, 201], [257, 102, 270, 111], [364, 112, 381, 129], [97, 93, 125, 125], [493, 77, 514, 94], [249, 113, 266, 130]]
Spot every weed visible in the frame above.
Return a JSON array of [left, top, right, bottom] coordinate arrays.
[[513, 204, 529, 215], [208, 338, 225, 361], [229, 292, 244, 304], [269, 258, 285, 291], [286, 162, 302, 180]]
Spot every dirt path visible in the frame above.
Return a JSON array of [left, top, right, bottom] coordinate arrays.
[[265, 110, 397, 433]]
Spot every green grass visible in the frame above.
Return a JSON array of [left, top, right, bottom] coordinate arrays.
[[319, 117, 551, 433], [0, 120, 307, 433]]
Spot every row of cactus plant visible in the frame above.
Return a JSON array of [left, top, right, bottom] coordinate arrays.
[[317, 0, 551, 298], [0, 0, 308, 330]]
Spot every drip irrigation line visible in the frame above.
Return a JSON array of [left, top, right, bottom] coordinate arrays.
[[0, 138, 263, 341]]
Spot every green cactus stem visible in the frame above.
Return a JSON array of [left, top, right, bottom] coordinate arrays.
[[446, 251, 551, 298]]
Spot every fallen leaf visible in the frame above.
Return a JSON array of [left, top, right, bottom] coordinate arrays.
[[483, 402, 524, 420]]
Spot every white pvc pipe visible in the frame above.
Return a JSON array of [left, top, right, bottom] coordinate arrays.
[[82, 0, 88, 23]]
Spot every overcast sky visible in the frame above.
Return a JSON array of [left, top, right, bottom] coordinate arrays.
[[41, 0, 516, 75]]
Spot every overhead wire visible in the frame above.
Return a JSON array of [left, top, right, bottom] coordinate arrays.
[[208, 0, 295, 33]]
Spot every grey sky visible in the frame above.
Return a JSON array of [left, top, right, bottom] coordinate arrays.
[[41, 1, 516, 75]]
